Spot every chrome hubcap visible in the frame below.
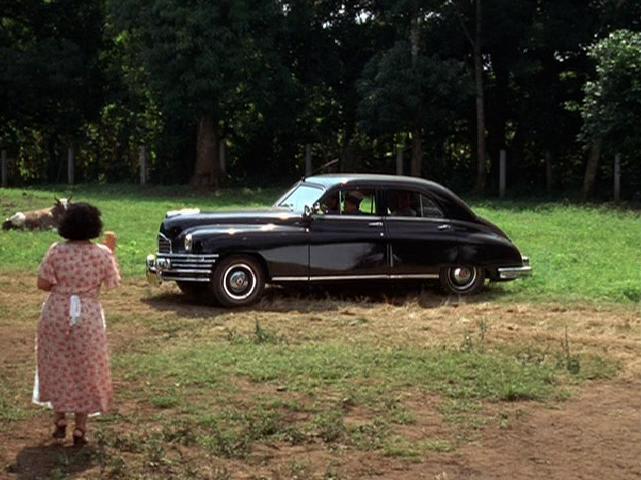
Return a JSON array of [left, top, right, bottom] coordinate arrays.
[[222, 263, 258, 301], [452, 267, 472, 285], [229, 271, 249, 292], [449, 266, 477, 290]]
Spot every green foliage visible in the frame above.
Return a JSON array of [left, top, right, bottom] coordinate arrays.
[[580, 30, 641, 154]]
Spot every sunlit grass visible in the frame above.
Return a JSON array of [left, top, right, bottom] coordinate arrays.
[[1, 185, 640, 303]]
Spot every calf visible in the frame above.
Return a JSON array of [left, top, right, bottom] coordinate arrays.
[[2, 197, 71, 230]]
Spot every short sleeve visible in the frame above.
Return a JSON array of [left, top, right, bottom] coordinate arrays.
[[99, 245, 121, 289], [38, 243, 59, 284]]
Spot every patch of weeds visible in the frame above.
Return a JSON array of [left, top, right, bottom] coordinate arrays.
[[438, 399, 483, 428], [460, 319, 490, 353], [162, 419, 198, 446], [287, 459, 313, 479], [422, 439, 454, 453], [144, 434, 169, 469], [199, 426, 252, 459], [574, 354, 619, 380], [246, 408, 283, 439], [151, 394, 180, 409], [559, 326, 581, 375], [383, 436, 454, 458], [349, 417, 389, 451], [384, 397, 416, 425], [0, 385, 27, 425], [254, 320, 285, 344], [278, 425, 309, 445], [212, 465, 232, 480], [313, 410, 346, 443], [382, 435, 421, 459]]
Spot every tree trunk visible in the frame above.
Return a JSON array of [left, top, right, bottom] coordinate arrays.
[[191, 114, 219, 189], [410, 130, 423, 177], [473, 0, 487, 193], [582, 139, 602, 200], [409, 8, 423, 177], [545, 150, 553, 194]]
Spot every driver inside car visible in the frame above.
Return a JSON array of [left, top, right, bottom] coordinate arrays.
[[342, 191, 364, 215]]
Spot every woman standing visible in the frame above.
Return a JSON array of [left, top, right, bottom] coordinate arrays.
[[34, 203, 120, 446]]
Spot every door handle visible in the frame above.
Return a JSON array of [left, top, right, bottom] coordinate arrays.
[[437, 224, 453, 231], [368, 221, 384, 227]]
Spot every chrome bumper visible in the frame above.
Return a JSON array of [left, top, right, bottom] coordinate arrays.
[[497, 256, 532, 280], [146, 253, 219, 284]]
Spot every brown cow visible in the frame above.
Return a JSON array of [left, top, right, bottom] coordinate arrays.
[[2, 197, 71, 230]]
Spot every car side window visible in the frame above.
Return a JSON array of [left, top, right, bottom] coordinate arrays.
[[419, 194, 444, 218], [387, 190, 420, 217], [387, 190, 444, 219], [340, 189, 376, 215]]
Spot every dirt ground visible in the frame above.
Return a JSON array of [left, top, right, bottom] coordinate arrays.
[[1, 274, 640, 479]]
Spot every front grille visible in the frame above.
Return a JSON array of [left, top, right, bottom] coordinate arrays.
[[158, 234, 171, 254], [157, 253, 219, 282]]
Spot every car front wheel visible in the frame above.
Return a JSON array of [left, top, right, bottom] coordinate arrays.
[[211, 256, 265, 307], [439, 266, 485, 295]]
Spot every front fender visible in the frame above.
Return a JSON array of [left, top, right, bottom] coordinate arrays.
[[186, 224, 310, 278]]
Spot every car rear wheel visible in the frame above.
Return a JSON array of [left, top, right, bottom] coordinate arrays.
[[211, 255, 265, 307], [439, 266, 485, 295]]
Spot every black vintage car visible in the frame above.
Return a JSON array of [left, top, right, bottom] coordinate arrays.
[[146, 174, 531, 306]]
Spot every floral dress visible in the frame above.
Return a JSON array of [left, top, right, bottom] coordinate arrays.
[[33, 241, 121, 414]]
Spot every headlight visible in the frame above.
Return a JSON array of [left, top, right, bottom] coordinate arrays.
[[184, 233, 193, 252]]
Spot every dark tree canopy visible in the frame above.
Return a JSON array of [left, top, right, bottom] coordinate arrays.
[[0, 0, 640, 198]]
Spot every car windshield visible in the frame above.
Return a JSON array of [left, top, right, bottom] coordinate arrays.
[[274, 183, 324, 212]]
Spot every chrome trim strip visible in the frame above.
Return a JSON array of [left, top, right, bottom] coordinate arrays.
[[161, 275, 210, 282], [271, 274, 440, 282], [164, 268, 212, 274], [390, 274, 439, 279], [156, 253, 219, 259], [312, 275, 389, 281], [497, 266, 532, 280]]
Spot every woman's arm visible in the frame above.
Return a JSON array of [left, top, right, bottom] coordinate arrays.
[[37, 277, 53, 291]]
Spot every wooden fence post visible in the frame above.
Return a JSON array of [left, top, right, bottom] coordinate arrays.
[[396, 146, 403, 175], [1, 150, 7, 188], [139, 146, 147, 185], [305, 144, 312, 176], [614, 153, 621, 202], [67, 146, 74, 185], [219, 140, 226, 175], [499, 149, 506, 198]]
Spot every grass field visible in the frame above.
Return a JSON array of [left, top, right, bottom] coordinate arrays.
[[1, 185, 640, 479], [1, 184, 640, 304]]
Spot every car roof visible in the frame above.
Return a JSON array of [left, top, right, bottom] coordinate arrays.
[[304, 173, 444, 188], [303, 173, 476, 220]]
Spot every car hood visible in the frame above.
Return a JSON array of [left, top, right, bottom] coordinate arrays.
[[160, 208, 302, 239]]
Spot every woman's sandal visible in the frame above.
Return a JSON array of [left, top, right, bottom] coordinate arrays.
[[52, 420, 67, 439], [72, 428, 88, 447]]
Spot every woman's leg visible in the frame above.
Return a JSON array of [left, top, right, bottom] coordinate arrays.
[[52, 411, 67, 438], [73, 412, 88, 445]]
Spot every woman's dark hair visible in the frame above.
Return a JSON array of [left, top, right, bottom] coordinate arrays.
[[58, 203, 103, 240]]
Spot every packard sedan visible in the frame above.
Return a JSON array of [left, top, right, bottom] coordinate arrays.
[[146, 174, 531, 307]]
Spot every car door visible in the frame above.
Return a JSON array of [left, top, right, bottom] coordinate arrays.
[[308, 187, 388, 278], [384, 189, 458, 277]]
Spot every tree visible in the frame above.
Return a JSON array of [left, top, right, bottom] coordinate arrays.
[[358, 40, 470, 177], [579, 29, 641, 198], [110, 0, 288, 188]]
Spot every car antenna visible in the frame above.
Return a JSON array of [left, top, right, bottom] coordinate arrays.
[[302, 158, 340, 181]]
